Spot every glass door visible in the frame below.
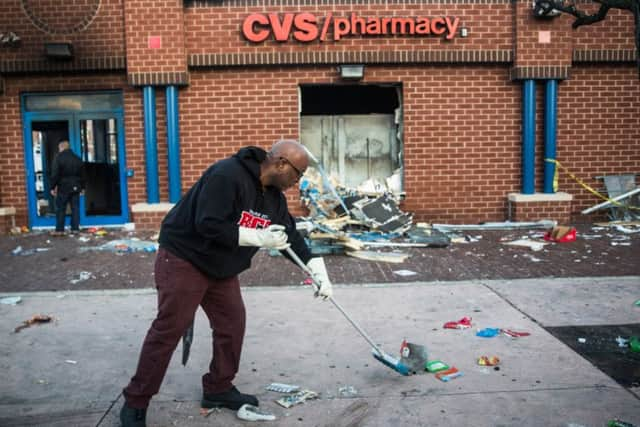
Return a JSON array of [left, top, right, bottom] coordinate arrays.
[[22, 92, 128, 228], [23, 115, 72, 223], [77, 113, 127, 223]]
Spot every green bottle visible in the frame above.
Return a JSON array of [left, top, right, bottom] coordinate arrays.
[[607, 419, 636, 427]]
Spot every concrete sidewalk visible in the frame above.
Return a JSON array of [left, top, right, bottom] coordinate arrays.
[[1, 277, 639, 427]]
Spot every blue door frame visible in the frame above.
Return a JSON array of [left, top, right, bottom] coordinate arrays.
[[21, 93, 129, 228]]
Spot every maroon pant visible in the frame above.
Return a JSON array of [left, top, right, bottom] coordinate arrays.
[[123, 248, 246, 409]]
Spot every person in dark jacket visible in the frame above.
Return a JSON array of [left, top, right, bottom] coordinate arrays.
[[120, 140, 333, 427], [49, 140, 85, 235]]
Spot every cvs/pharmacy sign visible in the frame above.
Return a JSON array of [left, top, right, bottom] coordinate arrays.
[[242, 12, 460, 42]]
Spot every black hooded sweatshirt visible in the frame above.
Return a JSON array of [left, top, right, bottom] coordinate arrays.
[[159, 146, 312, 279], [50, 149, 85, 195]]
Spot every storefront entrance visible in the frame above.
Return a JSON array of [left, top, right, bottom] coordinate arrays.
[[21, 92, 129, 228], [299, 84, 403, 191]]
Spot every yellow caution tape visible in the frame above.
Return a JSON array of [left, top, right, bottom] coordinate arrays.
[[544, 158, 640, 210]]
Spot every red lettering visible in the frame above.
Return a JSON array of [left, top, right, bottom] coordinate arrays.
[[431, 17, 446, 36], [269, 13, 294, 42], [237, 211, 272, 229], [333, 18, 349, 40], [293, 13, 318, 42], [241, 13, 459, 43], [238, 211, 254, 227], [242, 13, 270, 42], [254, 217, 270, 229]]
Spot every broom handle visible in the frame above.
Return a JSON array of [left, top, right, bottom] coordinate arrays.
[[284, 247, 385, 356]]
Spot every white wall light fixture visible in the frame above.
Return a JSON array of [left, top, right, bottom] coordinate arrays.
[[338, 64, 365, 80]]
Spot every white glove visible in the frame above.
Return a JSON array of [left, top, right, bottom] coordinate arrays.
[[306, 257, 333, 299], [238, 224, 290, 250]]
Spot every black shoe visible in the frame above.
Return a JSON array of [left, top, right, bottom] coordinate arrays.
[[201, 386, 259, 410], [120, 403, 147, 427]]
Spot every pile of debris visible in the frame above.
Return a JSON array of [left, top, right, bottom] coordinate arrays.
[[295, 167, 450, 261]]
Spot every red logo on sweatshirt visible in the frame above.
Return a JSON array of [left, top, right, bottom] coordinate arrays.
[[237, 210, 271, 229]]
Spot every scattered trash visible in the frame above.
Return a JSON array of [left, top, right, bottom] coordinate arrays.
[[611, 241, 632, 246], [433, 220, 556, 231], [266, 383, 300, 393], [607, 419, 637, 427], [613, 225, 640, 234], [476, 328, 501, 338], [522, 254, 542, 262], [65, 360, 77, 364], [425, 360, 450, 373], [477, 356, 500, 366], [399, 340, 429, 374], [577, 337, 587, 343], [70, 271, 95, 284], [443, 316, 472, 329], [435, 367, 463, 382], [338, 385, 359, 397], [0, 296, 22, 305], [616, 336, 629, 347], [87, 227, 108, 236], [81, 239, 158, 253], [634, 299, 640, 307], [275, 389, 319, 408], [629, 336, 640, 353], [501, 329, 531, 338], [345, 250, 409, 263], [502, 239, 548, 251], [11, 247, 50, 256], [393, 269, 417, 277], [14, 314, 53, 333], [10, 226, 30, 235], [199, 407, 221, 417], [543, 226, 577, 243], [237, 404, 276, 421]]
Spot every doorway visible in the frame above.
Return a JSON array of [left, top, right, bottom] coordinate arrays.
[[22, 92, 128, 228], [299, 84, 403, 191]]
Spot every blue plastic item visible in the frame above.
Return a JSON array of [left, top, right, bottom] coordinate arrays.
[[476, 328, 500, 338]]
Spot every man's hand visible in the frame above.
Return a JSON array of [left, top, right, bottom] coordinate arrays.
[[50, 188, 57, 196], [306, 257, 333, 299], [238, 224, 290, 250]]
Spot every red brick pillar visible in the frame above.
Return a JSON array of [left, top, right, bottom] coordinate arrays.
[[508, 0, 574, 223]]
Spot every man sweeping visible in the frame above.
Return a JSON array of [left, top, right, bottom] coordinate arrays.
[[120, 140, 333, 427]]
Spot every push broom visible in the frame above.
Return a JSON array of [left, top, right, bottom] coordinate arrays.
[[284, 247, 410, 376]]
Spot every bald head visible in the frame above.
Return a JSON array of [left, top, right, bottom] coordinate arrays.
[[261, 139, 310, 191], [270, 140, 309, 165]]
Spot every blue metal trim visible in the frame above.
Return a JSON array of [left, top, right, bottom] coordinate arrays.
[[522, 80, 536, 195], [143, 86, 160, 203], [544, 80, 558, 194], [77, 111, 130, 224], [165, 85, 182, 203], [21, 109, 73, 228], [21, 91, 129, 227]]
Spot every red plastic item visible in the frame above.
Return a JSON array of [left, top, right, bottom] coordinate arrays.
[[543, 227, 577, 243], [443, 316, 472, 329], [501, 329, 531, 338]]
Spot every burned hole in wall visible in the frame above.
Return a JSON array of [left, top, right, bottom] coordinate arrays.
[[299, 84, 404, 191]]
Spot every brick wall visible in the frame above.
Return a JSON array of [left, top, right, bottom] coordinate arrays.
[[185, 1, 513, 55], [130, 210, 165, 231], [0, 73, 174, 226], [509, 199, 572, 223], [124, 0, 188, 84], [557, 66, 640, 216], [0, 0, 125, 62], [0, 0, 638, 228]]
